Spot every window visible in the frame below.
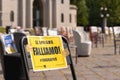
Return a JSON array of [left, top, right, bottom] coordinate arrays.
[[61, 13, 64, 23], [61, 0, 64, 4], [69, 14, 72, 23], [10, 11, 14, 22]]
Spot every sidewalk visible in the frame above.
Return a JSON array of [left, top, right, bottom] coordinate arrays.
[[1, 38, 120, 80]]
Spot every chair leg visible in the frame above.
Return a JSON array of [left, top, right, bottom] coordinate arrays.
[[96, 39, 97, 48], [102, 37, 104, 47], [91, 38, 94, 48], [102, 34, 104, 47], [114, 45, 117, 55], [91, 37, 95, 48], [95, 36, 97, 48], [119, 45, 120, 54]]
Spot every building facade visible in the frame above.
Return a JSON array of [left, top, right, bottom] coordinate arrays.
[[0, 0, 77, 29]]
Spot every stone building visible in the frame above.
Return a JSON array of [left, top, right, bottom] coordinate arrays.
[[0, 0, 77, 29]]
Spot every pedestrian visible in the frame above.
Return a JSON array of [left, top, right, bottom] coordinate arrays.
[[6, 26, 11, 34], [34, 26, 43, 36]]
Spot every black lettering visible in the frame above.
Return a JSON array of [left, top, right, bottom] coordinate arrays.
[[35, 40, 39, 44], [37, 48, 41, 55], [40, 57, 57, 62], [49, 47, 54, 54], [33, 46, 61, 55], [33, 47, 37, 55], [35, 40, 54, 44], [54, 47, 58, 54], [40, 47, 43, 55], [44, 47, 49, 55]]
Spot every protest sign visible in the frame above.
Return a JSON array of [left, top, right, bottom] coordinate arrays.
[[27, 36, 67, 71]]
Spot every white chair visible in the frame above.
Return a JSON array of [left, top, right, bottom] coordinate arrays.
[[90, 26, 105, 47], [48, 29, 58, 36], [73, 30, 92, 57], [112, 27, 120, 54], [90, 27, 98, 47], [91, 26, 98, 33]]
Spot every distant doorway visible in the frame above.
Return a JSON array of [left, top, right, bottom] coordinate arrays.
[[33, 0, 43, 28]]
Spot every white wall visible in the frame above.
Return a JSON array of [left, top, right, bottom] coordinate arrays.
[[56, 0, 70, 28], [2, 0, 18, 27]]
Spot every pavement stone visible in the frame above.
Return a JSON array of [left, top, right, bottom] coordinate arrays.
[[1, 38, 120, 80]]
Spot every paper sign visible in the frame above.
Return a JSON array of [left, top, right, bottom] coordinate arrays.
[[1, 34, 17, 54], [27, 36, 67, 71]]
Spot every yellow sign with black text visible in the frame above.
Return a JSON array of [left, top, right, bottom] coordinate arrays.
[[27, 36, 67, 71]]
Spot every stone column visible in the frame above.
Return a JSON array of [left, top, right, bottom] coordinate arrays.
[[52, 0, 56, 28], [26, 0, 33, 28], [42, 0, 46, 27], [22, 0, 26, 29], [46, 0, 52, 28], [18, 0, 26, 28]]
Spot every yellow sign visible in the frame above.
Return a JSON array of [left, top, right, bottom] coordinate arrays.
[[27, 36, 67, 71]]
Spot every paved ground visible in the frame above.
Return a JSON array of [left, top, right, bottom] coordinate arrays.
[[1, 38, 120, 80]]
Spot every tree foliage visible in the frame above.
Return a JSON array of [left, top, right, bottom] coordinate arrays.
[[71, 0, 120, 26], [107, 0, 120, 26], [71, 0, 89, 26], [86, 0, 101, 26], [86, 0, 120, 26]]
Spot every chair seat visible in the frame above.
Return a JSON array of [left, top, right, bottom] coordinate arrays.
[[4, 54, 26, 80], [73, 30, 92, 57], [4, 53, 21, 57], [115, 41, 120, 45], [115, 38, 120, 41], [115, 37, 120, 44]]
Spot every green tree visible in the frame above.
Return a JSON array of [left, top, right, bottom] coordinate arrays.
[[86, 0, 120, 26], [71, 0, 120, 26], [71, 0, 89, 26], [107, 0, 120, 26], [86, 0, 101, 26], [70, 0, 77, 5]]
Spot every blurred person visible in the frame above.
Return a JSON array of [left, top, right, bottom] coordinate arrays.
[[60, 26, 70, 42], [6, 26, 11, 34], [34, 26, 43, 36]]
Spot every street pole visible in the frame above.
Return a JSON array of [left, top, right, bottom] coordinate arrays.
[[100, 7, 109, 47], [100, 7, 109, 34], [102, 17, 107, 33]]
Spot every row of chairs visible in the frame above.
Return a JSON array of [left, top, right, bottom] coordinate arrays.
[[90, 26, 120, 54], [90, 26, 107, 47]]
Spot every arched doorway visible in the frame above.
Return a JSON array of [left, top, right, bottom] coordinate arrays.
[[33, 0, 43, 28]]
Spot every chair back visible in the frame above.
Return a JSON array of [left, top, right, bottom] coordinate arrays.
[[48, 29, 58, 36], [91, 26, 98, 33], [112, 27, 120, 40], [0, 32, 27, 80], [113, 27, 120, 36], [72, 30, 81, 45], [13, 32, 26, 53], [112, 27, 120, 54]]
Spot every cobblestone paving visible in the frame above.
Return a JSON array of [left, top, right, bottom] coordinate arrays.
[[1, 39, 120, 80]]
